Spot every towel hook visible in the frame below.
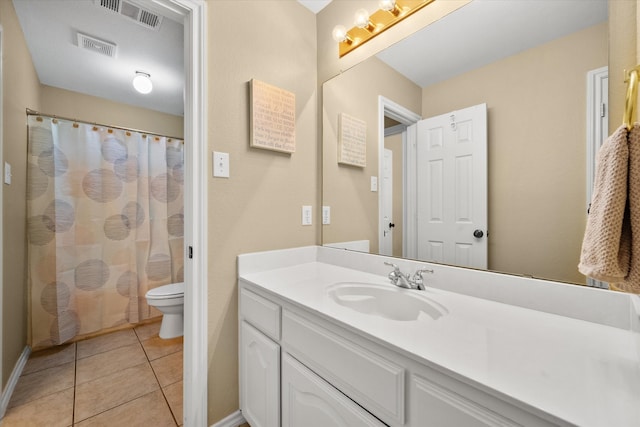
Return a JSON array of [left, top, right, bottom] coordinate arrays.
[[623, 66, 640, 130]]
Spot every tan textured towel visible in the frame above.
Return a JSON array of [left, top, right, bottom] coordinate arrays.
[[579, 124, 640, 293]]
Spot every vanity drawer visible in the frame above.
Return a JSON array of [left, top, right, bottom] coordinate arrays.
[[240, 286, 281, 341], [282, 352, 386, 427], [282, 309, 405, 426]]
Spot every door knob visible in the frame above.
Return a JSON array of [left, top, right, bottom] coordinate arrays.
[[473, 229, 484, 238], [389, 222, 395, 228]]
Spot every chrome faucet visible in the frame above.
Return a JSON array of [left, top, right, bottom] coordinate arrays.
[[384, 262, 433, 290]]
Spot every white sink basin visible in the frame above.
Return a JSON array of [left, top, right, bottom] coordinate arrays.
[[327, 282, 448, 321]]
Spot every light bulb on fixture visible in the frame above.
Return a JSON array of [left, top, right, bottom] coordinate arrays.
[[332, 25, 351, 43], [379, 0, 401, 16], [354, 9, 375, 32], [133, 71, 153, 94]]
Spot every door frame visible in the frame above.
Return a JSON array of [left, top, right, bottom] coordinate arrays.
[[0, 23, 4, 390], [155, 1, 207, 425], [586, 66, 608, 289], [378, 96, 420, 257]]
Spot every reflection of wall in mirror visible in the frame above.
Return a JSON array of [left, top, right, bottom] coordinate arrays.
[[420, 23, 607, 284], [323, 57, 421, 254]]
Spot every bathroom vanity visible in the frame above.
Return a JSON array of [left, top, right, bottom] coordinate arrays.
[[238, 246, 640, 427]]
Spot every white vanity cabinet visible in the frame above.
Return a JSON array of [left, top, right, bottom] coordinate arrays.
[[239, 281, 561, 427]]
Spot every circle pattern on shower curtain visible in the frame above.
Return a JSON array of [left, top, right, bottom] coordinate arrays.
[[27, 163, 49, 200], [166, 146, 183, 168], [101, 137, 128, 163], [146, 253, 171, 281], [122, 202, 145, 229], [38, 147, 69, 177], [116, 271, 139, 297], [114, 156, 140, 183], [50, 310, 81, 342], [28, 215, 55, 245], [82, 169, 123, 202], [75, 259, 110, 291], [150, 173, 180, 203], [167, 213, 184, 237], [104, 214, 130, 240], [29, 126, 54, 156], [172, 162, 184, 185], [43, 199, 75, 233], [41, 281, 70, 315]]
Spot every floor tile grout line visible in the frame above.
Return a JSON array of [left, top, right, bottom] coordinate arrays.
[[141, 333, 181, 425]]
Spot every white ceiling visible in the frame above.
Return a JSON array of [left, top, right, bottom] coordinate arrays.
[[13, 0, 185, 116], [376, 0, 608, 88], [297, 0, 332, 14]]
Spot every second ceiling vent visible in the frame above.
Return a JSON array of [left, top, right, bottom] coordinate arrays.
[[96, 0, 163, 31]]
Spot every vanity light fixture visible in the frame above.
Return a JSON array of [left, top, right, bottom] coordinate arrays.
[[132, 71, 153, 94], [332, 0, 435, 58]]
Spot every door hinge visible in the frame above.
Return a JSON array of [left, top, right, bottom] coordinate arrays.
[[601, 103, 606, 118], [188, 246, 193, 259]]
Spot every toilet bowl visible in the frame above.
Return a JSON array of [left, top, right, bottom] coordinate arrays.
[[145, 282, 184, 339]]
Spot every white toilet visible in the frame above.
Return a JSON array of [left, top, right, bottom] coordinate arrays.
[[145, 282, 184, 339]]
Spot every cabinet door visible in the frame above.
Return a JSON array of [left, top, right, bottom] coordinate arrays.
[[240, 321, 280, 427], [282, 353, 386, 427]]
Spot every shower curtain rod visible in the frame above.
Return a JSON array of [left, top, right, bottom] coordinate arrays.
[[25, 108, 185, 142]]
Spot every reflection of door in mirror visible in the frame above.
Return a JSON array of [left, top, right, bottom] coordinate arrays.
[[414, 104, 488, 269]]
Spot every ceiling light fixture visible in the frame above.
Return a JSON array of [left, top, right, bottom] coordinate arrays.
[[332, 0, 434, 58], [132, 71, 153, 94]]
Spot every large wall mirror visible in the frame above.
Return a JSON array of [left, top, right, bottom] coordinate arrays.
[[322, 0, 609, 285]]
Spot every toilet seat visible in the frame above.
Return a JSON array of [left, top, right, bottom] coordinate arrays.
[[146, 282, 184, 300]]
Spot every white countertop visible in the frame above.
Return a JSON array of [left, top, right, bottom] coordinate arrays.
[[240, 260, 640, 427]]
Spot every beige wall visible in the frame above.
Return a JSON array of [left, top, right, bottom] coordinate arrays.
[[0, 0, 41, 387], [323, 57, 420, 254], [207, 1, 318, 423], [421, 23, 607, 283], [40, 86, 183, 138]]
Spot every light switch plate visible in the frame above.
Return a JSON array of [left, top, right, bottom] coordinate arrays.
[[322, 206, 331, 225], [370, 176, 378, 192], [213, 151, 230, 178], [302, 205, 312, 226]]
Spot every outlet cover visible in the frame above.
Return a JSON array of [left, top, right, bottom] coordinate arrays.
[[302, 205, 312, 225], [322, 206, 331, 225]]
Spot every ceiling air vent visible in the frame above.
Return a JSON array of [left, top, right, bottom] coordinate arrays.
[[96, 0, 163, 31], [77, 32, 117, 58]]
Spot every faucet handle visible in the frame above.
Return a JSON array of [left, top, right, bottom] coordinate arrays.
[[413, 267, 434, 279], [412, 267, 434, 290], [384, 261, 400, 272], [384, 262, 401, 285]]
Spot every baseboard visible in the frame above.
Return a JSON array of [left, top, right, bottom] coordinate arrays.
[[0, 346, 31, 419], [210, 409, 246, 427]]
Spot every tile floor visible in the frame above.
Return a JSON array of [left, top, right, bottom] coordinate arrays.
[[2, 321, 183, 426]]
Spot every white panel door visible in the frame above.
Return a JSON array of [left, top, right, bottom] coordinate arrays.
[[380, 148, 394, 256], [416, 104, 487, 269], [240, 321, 280, 427], [282, 353, 386, 427]]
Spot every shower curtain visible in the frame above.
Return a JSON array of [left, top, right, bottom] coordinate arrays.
[[26, 115, 184, 348]]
